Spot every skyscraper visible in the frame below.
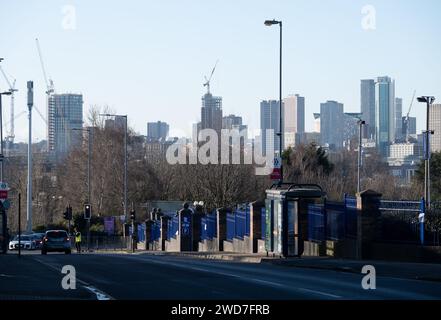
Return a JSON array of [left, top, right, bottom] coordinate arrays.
[[429, 104, 441, 152], [201, 92, 222, 136], [147, 121, 169, 141], [320, 100, 344, 150], [395, 97, 403, 141], [375, 76, 395, 157], [283, 94, 305, 148], [260, 100, 281, 156], [222, 114, 243, 130], [402, 116, 417, 136], [47, 93, 83, 159], [361, 79, 376, 139]]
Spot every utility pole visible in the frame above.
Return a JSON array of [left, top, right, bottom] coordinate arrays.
[[26, 81, 33, 233], [357, 120, 365, 194]]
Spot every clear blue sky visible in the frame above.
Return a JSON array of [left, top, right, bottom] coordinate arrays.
[[1, 0, 440, 142]]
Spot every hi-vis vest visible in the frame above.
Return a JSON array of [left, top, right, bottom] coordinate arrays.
[[75, 232, 81, 243]]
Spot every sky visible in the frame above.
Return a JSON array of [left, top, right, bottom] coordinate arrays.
[[0, 0, 440, 142]]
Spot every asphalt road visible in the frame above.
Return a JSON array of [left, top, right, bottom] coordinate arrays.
[[1, 251, 441, 300]]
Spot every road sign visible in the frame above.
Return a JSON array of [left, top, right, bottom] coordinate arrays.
[[2, 199, 10, 210], [273, 157, 282, 169], [0, 190, 7, 199], [0, 182, 9, 191], [270, 168, 282, 180]]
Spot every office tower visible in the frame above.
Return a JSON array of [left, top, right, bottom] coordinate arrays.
[[201, 92, 222, 136], [361, 79, 376, 139], [429, 104, 441, 152], [343, 113, 363, 149], [222, 114, 243, 130], [395, 98, 403, 141], [320, 100, 344, 150], [147, 121, 169, 141], [402, 116, 417, 137], [375, 76, 395, 157], [47, 93, 83, 159], [313, 113, 321, 132], [260, 100, 281, 156], [283, 94, 305, 148]]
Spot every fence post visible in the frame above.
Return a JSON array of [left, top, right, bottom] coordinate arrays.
[[217, 208, 228, 252], [250, 201, 264, 254], [419, 197, 425, 246], [356, 189, 382, 260]]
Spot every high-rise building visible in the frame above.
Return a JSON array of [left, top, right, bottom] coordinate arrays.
[[313, 113, 321, 133], [283, 94, 305, 148], [375, 76, 395, 157], [429, 104, 441, 152], [361, 79, 376, 139], [343, 113, 363, 149], [147, 121, 169, 141], [320, 100, 344, 150], [395, 97, 403, 141], [201, 92, 222, 136], [222, 114, 243, 130], [402, 116, 417, 137], [47, 93, 83, 159], [260, 100, 281, 156]]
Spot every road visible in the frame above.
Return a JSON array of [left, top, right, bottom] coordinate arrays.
[[1, 252, 441, 300]]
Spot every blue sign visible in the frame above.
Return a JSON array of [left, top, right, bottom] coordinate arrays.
[[2, 199, 10, 210]]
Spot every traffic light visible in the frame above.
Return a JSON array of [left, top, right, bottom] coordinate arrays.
[[63, 207, 69, 220], [130, 209, 136, 221], [84, 204, 91, 220]]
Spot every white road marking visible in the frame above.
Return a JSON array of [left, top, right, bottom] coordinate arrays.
[[32, 257, 115, 300], [298, 287, 342, 299]]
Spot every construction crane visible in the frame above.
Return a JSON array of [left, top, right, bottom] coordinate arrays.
[[403, 90, 416, 143], [36, 38, 55, 95], [203, 60, 219, 94], [0, 65, 18, 146]]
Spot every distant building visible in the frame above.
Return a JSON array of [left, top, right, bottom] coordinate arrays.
[[343, 113, 363, 150], [283, 94, 305, 148], [201, 92, 222, 136], [104, 116, 126, 130], [388, 142, 423, 184], [375, 76, 396, 157], [147, 121, 169, 141], [361, 79, 376, 139], [295, 132, 320, 146], [222, 114, 242, 130], [145, 137, 178, 162], [395, 98, 403, 141], [320, 100, 344, 150], [429, 104, 441, 152], [260, 100, 281, 156], [47, 93, 83, 159], [402, 116, 417, 137], [313, 113, 321, 133]]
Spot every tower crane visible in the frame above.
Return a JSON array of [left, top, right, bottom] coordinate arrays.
[[0, 65, 18, 146], [404, 90, 416, 143], [34, 38, 51, 129], [203, 60, 219, 94]]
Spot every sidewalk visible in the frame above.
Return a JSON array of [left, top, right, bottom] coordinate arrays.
[[261, 256, 441, 282]]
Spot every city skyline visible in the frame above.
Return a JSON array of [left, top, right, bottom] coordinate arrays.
[[0, 0, 440, 143]]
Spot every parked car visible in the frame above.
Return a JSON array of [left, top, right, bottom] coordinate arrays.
[[31, 233, 46, 249], [9, 235, 36, 251], [41, 230, 71, 255]]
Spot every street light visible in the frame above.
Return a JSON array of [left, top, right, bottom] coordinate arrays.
[[264, 19, 283, 183], [72, 127, 92, 251], [0, 90, 12, 181], [417, 96, 435, 210], [357, 119, 366, 194], [99, 113, 128, 228]]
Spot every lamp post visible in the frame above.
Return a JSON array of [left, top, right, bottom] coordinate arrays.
[[417, 96, 435, 210], [264, 19, 283, 183], [357, 120, 366, 194], [0, 91, 12, 181], [72, 127, 92, 251], [99, 114, 128, 228]]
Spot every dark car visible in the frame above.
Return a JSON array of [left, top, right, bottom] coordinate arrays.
[[31, 233, 46, 249], [41, 230, 71, 255]]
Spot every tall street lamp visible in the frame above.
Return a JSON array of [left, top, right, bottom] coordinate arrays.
[[417, 96, 435, 210], [99, 114, 128, 228], [264, 19, 283, 183], [72, 127, 92, 251], [357, 119, 366, 194], [0, 91, 12, 181]]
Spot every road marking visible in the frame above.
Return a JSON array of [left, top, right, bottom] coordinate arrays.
[[298, 287, 342, 299], [250, 278, 284, 288], [31, 257, 115, 300], [0, 273, 14, 278]]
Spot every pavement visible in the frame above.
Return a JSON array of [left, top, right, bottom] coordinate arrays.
[[1, 250, 441, 300]]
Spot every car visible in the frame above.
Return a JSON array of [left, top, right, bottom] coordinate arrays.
[[9, 235, 36, 251], [30, 233, 46, 249], [41, 230, 71, 255]]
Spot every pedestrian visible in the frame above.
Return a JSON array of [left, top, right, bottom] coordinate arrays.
[[74, 228, 82, 253]]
